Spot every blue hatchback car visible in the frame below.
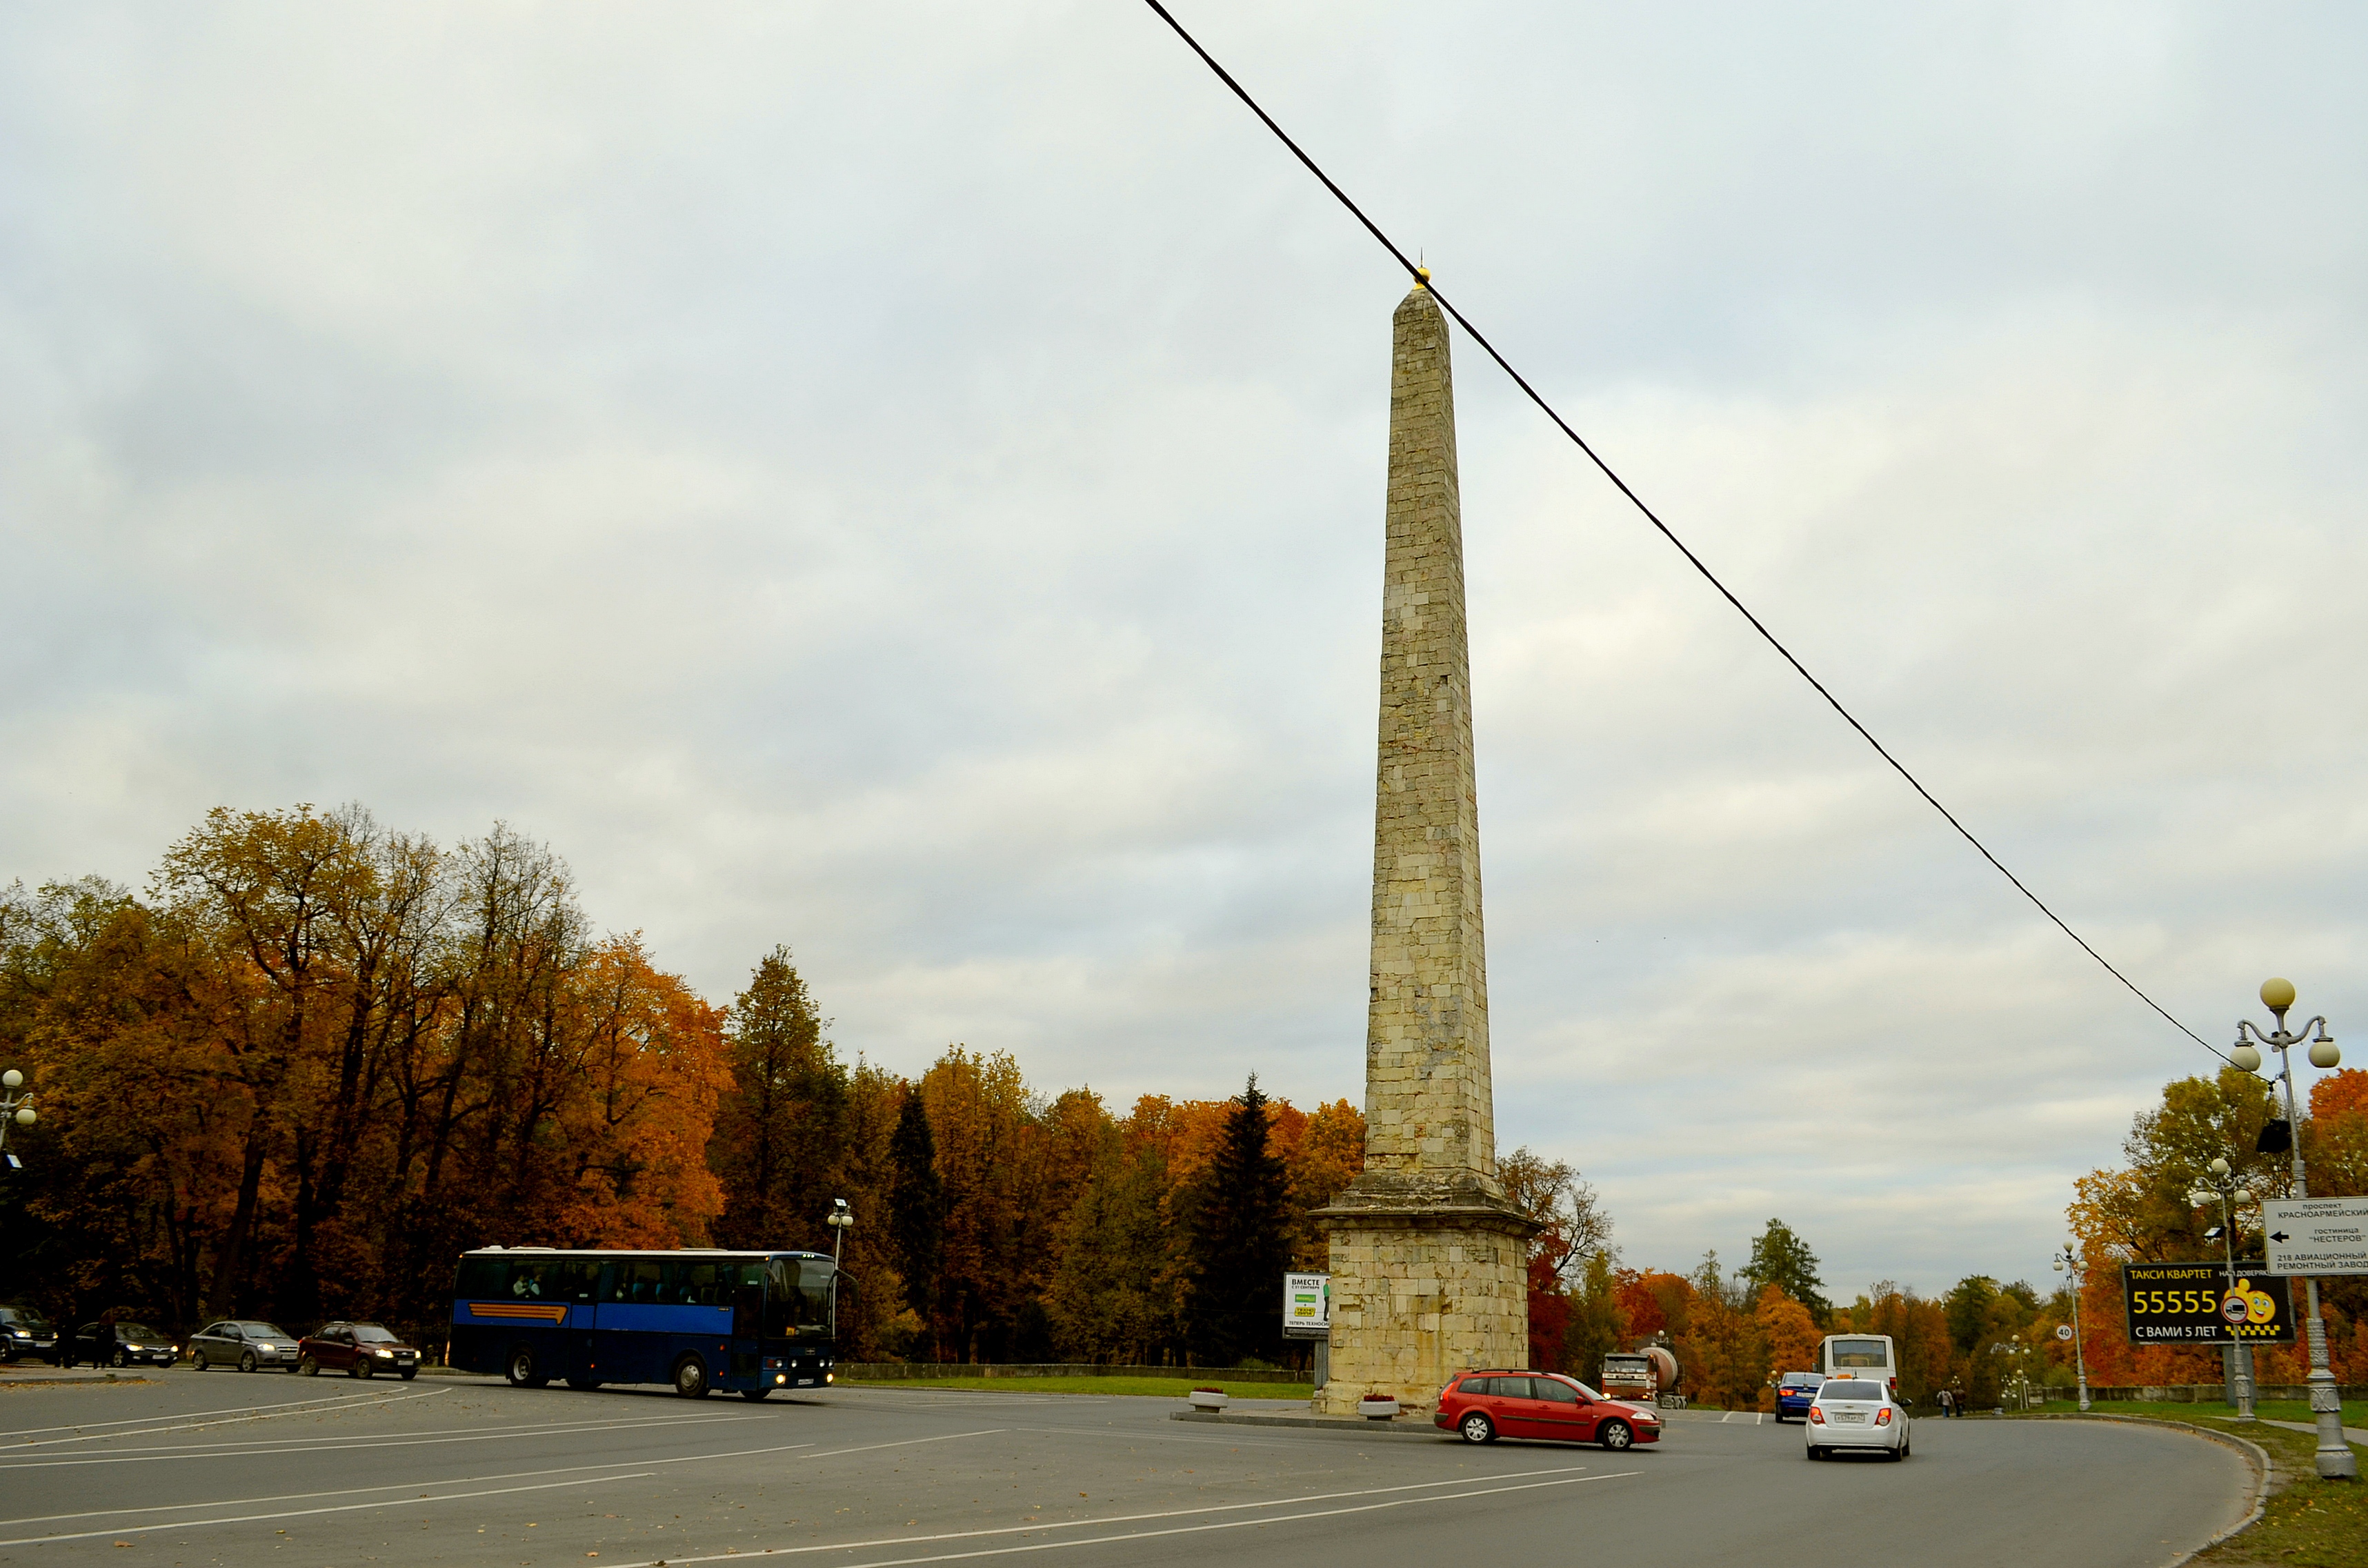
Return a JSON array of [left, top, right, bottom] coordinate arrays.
[[1774, 1371, 1825, 1422]]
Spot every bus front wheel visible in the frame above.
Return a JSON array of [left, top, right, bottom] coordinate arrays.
[[673, 1355, 710, 1400], [506, 1348, 547, 1389]]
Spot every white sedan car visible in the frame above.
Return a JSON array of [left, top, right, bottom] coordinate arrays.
[[1805, 1378, 1911, 1461]]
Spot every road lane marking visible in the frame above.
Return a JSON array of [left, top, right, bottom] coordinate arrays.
[[0, 1471, 659, 1549], [0, 1445, 813, 1528], [0, 1387, 440, 1442], [638, 1469, 1644, 1568], [0, 1409, 785, 1469], [0, 1428, 1006, 1543]]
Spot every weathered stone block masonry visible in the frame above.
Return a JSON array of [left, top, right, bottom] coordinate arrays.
[[1312, 278, 1538, 1416]]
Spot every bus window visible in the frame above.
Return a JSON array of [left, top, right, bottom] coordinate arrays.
[[456, 1258, 508, 1300], [1829, 1338, 1889, 1369]]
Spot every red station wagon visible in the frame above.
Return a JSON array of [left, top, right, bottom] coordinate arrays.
[[1434, 1370, 1664, 1450]]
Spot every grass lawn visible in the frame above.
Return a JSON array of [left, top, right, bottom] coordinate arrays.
[[842, 1374, 1317, 1401], [2011, 1409, 2366, 1567], [2040, 1399, 2368, 1430]]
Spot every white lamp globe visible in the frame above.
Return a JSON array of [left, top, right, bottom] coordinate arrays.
[[2209, 1157, 2232, 1176], [1, 1069, 19, 1089], [2310, 1038, 2341, 1069], [2231, 1044, 2262, 1073], [12, 1106, 30, 1126]]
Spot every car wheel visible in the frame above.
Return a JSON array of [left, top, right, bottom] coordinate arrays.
[[672, 1355, 710, 1400], [238, 1351, 256, 1373], [1599, 1420, 1633, 1451], [192, 1352, 209, 1372], [1807, 1446, 1824, 1461], [506, 1347, 544, 1388], [1458, 1412, 1495, 1445], [111, 1347, 130, 1369], [297, 1356, 318, 1376], [741, 1387, 772, 1402]]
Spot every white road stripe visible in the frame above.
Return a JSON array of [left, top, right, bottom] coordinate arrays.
[[0, 1387, 438, 1443], [639, 1469, 1644, 1568], [0, 1471, 659, 1548], [0, 1428, 1001, 1541], [0, 1407, 779, 1469]]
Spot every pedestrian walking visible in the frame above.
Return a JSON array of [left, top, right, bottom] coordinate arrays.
[[1938, 1387, 1955, 1418]]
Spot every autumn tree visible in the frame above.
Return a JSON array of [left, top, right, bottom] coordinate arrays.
[[1755, 1284, 1822, 1383], [1740, 1218, 1829, 1320], [709, 948, 844, 1251], [1563, 1249, 1626, 1382]]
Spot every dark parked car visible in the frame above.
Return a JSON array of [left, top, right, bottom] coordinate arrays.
[[0, 1305, 59, 1364], [66, 1322, 177, 1369], [1774, 1370, 1824, 1422], [188, 1320, 301, 1372], [1433, 1370, 1664, 1449], [298, 1322, 421, 1380]]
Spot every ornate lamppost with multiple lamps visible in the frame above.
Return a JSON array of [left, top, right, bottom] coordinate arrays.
[[2049, 1242, 2091, 1411], [0, 1070, 34, 1170], [2231, 977, 2355, 1482], [2187, 1158, 2258, 1423]]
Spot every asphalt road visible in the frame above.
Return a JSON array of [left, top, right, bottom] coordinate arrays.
[[0, 1374, 2253, 1567]]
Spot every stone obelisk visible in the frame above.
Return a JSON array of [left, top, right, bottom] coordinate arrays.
[[1313, 275, 1535, 1417]]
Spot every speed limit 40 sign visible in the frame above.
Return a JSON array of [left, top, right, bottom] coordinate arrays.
[[2121, 1262, 2296, 1345]]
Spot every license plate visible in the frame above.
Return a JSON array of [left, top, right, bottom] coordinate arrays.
[[1835, 1413, 1866, 1423]]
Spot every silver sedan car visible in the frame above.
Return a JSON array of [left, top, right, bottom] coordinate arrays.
[[1805, 1378, 1911, 1460], [188, 1320, 301, 1372]]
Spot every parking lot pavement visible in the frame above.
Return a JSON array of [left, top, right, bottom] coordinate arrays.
[[0, 1373, 2254, 1567]]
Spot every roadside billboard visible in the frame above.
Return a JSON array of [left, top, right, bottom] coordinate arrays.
[[2120, 1262, 2296, 1347], [1282, 1272, 1329, 1339]]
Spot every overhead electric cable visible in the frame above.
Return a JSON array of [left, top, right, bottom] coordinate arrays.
[[1141, 0, 2229, 1065]]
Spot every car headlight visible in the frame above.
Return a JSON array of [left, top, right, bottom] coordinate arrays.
[[375, 1349, 393, 1358]]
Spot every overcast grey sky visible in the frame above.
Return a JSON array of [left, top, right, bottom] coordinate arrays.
[[5, 1, 2364, 1300]]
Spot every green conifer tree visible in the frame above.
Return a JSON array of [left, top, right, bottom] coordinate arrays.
[[1182, 1075, 1292, 1366], [886, 1088, 944, 1360]]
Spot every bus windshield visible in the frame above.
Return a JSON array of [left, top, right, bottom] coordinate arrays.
[[767, 1260, 835, 1339]]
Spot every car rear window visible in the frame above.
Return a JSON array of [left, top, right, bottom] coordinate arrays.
[[1782, 1375, 1822, 1387], [1819, 1381, 1884, 1401]]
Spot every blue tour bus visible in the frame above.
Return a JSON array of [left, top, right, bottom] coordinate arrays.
[[450, 1247, 839, 1400]]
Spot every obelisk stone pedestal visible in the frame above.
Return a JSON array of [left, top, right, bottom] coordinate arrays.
[[1313, 279, 1535, 1417]]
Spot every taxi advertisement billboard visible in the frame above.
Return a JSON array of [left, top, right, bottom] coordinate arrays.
[[2120, 1262, 2296, 1346]]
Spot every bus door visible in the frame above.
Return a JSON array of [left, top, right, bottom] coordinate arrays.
[[568, 1263, 607, 1381], [732, 1265, 763, 1342]]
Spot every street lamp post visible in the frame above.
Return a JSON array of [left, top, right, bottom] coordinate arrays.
[[2051, 1243, 2091, 1411], [2188, 1158, 2258, 1424], [826, 1198, 853, 1264], [0, 1070, 35, 1170], [2233, 977, 2356, 1482]]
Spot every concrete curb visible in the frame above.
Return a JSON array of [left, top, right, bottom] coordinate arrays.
[[2020, 1413, 2273, 1565], [1168, 1409, 1443, 1440]]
